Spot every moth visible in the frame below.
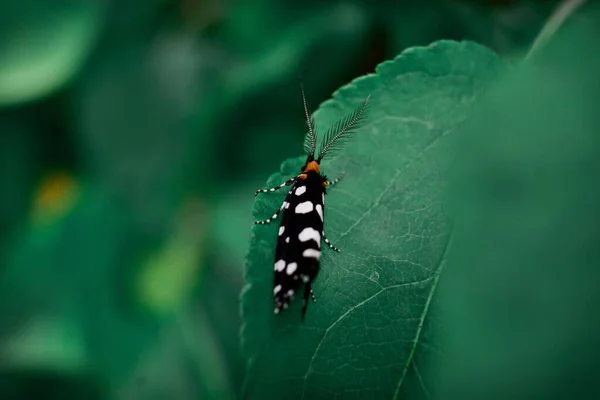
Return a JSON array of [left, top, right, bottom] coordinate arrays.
[[254, 85, 370, 320]]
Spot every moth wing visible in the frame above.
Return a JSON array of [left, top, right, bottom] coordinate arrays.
[[273, 181, 324, 313]]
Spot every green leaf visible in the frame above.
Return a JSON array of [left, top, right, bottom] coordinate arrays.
[[0, 109, 42, 248], [0, 182, 160, 390], [241, 40, 503, 399], [0, 0, 105, 105], [118, 310, 237, 400], [439, 8, 600, 400], [72, 45, 187, 237], [212, 182, 264, 266]]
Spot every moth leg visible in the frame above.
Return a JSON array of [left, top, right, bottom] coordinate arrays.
[[254, 176, 298, 197], [301, 284, 315, 320], [254, 188, 293, 225], [323, 232, 340, 252], [325, 172, 345, 187]]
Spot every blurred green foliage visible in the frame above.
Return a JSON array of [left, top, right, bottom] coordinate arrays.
[[440, 6, 600, 399], [0, 0, 106, 105], [1, 0, 594, 398]]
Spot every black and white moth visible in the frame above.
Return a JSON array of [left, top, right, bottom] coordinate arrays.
[[254, 85, 370, 320]]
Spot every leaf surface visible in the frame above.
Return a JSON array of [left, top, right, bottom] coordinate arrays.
[[242, 40, 502, 399]]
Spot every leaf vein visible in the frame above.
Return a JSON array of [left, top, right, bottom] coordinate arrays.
[[335, 125, 455, 242], [300, 278, 433, 400], [413, 361, 430, 400], [391, 232, 452, 399]]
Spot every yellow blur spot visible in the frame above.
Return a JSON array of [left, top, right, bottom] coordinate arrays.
[[31, 171, 79, 224], [137, 198, 206, 315]]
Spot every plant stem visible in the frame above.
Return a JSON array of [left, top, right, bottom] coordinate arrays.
[[526, 0, 587, 59]]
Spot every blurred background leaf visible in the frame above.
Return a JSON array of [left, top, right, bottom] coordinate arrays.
[[439, 4, 600, 399], [0, 0, 587, 398], [0, 0, 106, 106]]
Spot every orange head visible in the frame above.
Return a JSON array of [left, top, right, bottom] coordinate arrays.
[[299, 160, 320, 180]]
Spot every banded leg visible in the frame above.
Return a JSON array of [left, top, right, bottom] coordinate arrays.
[[255, 176, 297, 197], [254, 189, 292, 225], [323, 232, 340, 252], [326, 172, 345, 187], [301, 284, 316, 320]]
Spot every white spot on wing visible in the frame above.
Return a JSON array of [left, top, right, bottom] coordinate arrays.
[[278, 226, 285, 236], [274, 285, 282, 295], [303, 248, 321, 260], [284, 202, 290, 209], [286, 262, 297, 275], [301, 275, 310, 283], [298, 227, 321, 246], [295, 186, 306, 196], [285, 237, 290, 243], [274, 259, 286, 272], [315, 204, 323, 221], [295, 201, 314, 214], [322, 193, 325, 204]]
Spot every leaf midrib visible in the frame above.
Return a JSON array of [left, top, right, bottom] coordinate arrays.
[[299, 277, 434, 400], [392, 232, 451, 400], [296, 232, 450, 400], [299, 122, 456, 399]]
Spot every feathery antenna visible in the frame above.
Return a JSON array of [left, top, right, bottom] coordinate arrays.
[[300, 81, 317, 158], [317, 94, 370, 162]]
